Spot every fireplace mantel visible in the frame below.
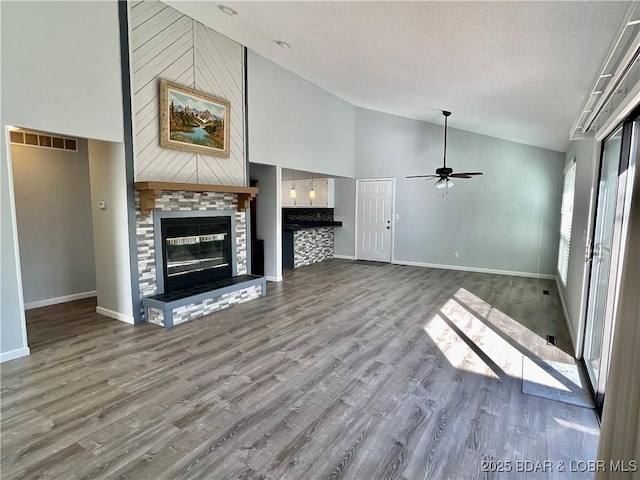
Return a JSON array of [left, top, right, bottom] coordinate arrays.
[[134, 181, 258, 214]]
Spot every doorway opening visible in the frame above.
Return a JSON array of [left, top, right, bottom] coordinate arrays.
[[7, 126, 134, 354], [10, 128, 97, 312]]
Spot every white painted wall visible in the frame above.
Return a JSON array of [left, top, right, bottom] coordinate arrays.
[[1, 0, 125, 362], [1, 1, 124, 143], [250, 163, 282, 281], [1, 129, 29, 363], [247, 51, 355, 178], [88, 141, 134, 323], [246, 51, 355, 277], [556, 138, 597, 355], [12, 139, 96, 307], [354, 107, 564, 277]]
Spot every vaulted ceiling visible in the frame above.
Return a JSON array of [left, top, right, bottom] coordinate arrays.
[[167, 1, 632, 152]]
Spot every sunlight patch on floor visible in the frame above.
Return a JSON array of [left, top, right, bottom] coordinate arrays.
[[423, 296, 522, 379], [553, 416, 600, 437], [454, 287, 541, 339]]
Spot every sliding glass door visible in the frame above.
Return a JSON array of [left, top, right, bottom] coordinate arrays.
[[583, 117, 637, 412]]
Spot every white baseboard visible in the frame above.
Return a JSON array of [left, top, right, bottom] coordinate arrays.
[[265, 275, 283, 282], [24, 290, 97, 310], [0, 347, 30, 363], [556, 276, 578, 355], [333, 254, 356, 260], [391, 259, 557, 280], [96, 306, 135, 324]]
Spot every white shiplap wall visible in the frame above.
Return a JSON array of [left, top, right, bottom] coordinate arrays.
[[130, 1, 245, 185]]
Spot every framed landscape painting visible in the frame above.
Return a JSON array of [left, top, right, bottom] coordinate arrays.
[[159, 79, 230, 157]]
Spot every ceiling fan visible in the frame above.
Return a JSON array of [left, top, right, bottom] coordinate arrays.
[[407, 111, 483, 189]]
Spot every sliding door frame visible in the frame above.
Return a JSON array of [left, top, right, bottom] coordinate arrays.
[[583, 107, 639, 416]]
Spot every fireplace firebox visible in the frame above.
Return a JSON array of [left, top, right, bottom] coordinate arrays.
[[161, 216, 232, 293]]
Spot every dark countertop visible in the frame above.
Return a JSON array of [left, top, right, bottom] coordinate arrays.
[[284, 221, 343, 230]]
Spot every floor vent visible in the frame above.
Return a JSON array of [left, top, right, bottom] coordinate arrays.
[[546, 335, 557, 346], [543, 290, 550, 295]]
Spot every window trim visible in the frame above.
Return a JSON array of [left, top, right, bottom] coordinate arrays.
[[558, 158, 577, 285]]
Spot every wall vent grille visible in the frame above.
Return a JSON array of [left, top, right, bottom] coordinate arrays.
[[9, 129, 78, 152]]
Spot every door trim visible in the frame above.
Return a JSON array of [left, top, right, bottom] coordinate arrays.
[[581, 115, 638, 416], [354, 178, 396, 263]]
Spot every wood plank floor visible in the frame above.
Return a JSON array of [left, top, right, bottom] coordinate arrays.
[[1, 260, 599, 479]]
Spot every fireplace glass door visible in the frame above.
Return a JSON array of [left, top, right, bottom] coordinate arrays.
[[161, 216, 232, 292]]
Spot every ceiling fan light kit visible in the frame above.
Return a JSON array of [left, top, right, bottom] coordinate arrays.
[[407, 110, 483, 191], [435, 178, 454, 189]]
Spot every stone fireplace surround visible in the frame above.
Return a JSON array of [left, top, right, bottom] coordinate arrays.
[[135, 188, 261, 326]]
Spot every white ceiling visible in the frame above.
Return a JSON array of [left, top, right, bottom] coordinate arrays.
[[167, 1, 632, 152]]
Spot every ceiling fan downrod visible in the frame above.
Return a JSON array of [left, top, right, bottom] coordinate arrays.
[[442, 110, 451, 169], [405, 109, 483, 187]]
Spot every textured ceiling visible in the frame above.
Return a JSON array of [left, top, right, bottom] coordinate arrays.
[[166, 1, 631, 152]]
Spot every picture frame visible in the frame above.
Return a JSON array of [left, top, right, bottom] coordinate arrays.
[[159, 79, 230, 158]]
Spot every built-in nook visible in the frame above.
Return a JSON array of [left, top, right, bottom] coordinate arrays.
[[134, 183, 265, 328]]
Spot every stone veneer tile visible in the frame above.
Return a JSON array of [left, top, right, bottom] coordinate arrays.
[[148, 307, 164, 327], [172, 285, 262, 325], [135, 190, 250, 324], [293, 227, 334, 268]]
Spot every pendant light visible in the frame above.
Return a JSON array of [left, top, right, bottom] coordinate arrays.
[[309, 173, 316, 201], [289, 170, 296, 199]]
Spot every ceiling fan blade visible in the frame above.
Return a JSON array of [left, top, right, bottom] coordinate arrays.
[[406, 174, 439, 178], [453, 172, 483, 176], [449, 174, 473, 178]]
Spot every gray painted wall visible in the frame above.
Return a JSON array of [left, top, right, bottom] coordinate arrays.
[[354, 108, 564, 276], [557, 138, 597, 355], [1, 0, 124, 362], [250, 163, 281, 281], [247, 51, 356, 178], [88, 140, 134, 321], [12, 139, 96, 305], [334, 177, 356, 257]]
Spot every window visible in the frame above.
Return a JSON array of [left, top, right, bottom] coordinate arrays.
[[558, 159, 576, 284]]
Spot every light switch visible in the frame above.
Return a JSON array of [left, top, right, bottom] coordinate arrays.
[[98, 200, 107, 210]]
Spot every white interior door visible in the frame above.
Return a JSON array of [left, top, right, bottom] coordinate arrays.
[[356, 179, 394, 262]]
